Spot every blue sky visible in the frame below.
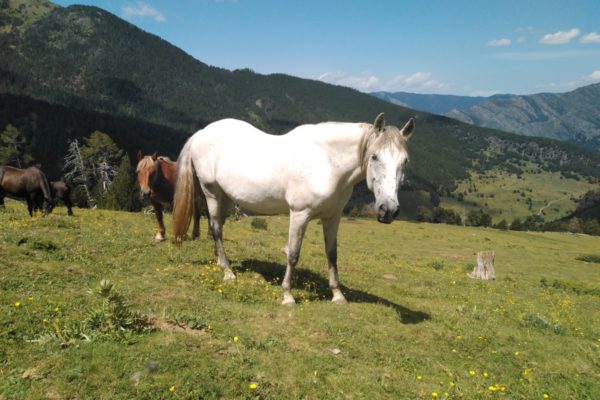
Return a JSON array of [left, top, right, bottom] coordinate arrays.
[[53, 0, 600, 96]]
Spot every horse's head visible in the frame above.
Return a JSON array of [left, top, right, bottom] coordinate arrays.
[[136, 150, 158, 198], [43, 198, 55, 216], [363, 113, 414, 224]]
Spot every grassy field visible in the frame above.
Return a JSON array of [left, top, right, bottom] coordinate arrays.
[[1, 199, 599, 399], [442, 168, 596, 223]]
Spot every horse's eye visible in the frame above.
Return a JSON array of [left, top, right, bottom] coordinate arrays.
[[371, 155, 379, 162]]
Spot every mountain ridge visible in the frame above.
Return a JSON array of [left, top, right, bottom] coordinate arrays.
[[446, 83, 600, 151], [370, 91, 511, 115]]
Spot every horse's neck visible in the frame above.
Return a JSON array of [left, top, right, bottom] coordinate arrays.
[[314, 123, 367, 187], [155, 160, 176, 187]]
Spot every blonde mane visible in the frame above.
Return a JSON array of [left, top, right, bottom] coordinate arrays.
[[136, 156, 156, 173], [359, 124, 409, 171]]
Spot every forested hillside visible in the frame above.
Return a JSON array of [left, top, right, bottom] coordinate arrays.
[[1, 1, 599, 221]]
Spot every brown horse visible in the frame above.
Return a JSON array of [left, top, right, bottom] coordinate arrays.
[[35, 181, 74, 216], [0, 165, 54, 216], [136, 150, 201, 241]]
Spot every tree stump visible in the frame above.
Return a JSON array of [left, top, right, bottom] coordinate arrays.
[[468, 250, 496, 280]]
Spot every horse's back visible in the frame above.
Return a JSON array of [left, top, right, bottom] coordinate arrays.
[[187, 118, 363, 215]]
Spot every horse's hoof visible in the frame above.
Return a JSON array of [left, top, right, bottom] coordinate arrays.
[[331, 296, 348, 305], [223, 272, 237, 283], [282, 293, 296, 306], [154, 235, 166, 242]]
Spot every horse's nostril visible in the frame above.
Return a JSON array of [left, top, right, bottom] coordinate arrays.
[[392, 208, 400, 218]]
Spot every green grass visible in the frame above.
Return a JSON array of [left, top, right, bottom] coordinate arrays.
[[442, 167, 596, 223], [1, 199, 600, 399]]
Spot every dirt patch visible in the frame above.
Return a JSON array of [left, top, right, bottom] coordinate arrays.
[[150, 317, 209, 338]]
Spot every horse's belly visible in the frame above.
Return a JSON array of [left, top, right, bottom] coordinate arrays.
[[224, 184, 289, 215], [236, 197, 289, 215]]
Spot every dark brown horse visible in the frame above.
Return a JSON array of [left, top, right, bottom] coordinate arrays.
[[35, 181, 74, 216], [136, 151, 201, 241], [50, 181, 74, 216], [0, 165, 54, 216]]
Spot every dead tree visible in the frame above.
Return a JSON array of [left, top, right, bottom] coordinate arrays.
[[468, 250, 496, 280]]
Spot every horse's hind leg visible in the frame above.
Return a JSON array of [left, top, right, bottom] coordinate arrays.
[[191, 196, 201, 240], [321, 214, 347, 304], [282, 210, 311, 306], [205, 189, 235, 281], [64, 197, 74, 216]]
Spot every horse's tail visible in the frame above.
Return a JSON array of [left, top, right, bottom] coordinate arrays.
[[172, 136, 196, 244], [0, 166, 5, 185]]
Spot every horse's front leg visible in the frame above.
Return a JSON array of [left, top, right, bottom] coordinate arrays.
[[151, 198, 166, 241], [282, 210, 311, 306], [26, 195, 35, 217], [322, 214, 347, 304]]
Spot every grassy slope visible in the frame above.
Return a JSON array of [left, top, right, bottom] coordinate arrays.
[[1, 200, 599, 399], [441, 168, 597, 223]]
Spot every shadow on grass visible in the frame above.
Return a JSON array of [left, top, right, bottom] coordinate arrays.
[[239, 259, 430, 325]]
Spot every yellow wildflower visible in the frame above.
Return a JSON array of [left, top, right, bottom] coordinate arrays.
[[27, 297, 33, 301], [169, 386, 175, 392], [431, 392, 438, 398], [234, 336, 239, 343], [14, 301, 21, 308], [514, 351, 520, 356], [249, 383, 257, 390], [483, 371, 489, 377], [416, 375, 423, 380], [543, 395, 549, 399], [469, 370, 475, 376]]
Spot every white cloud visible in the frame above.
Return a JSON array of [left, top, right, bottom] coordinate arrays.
[[493, 49, 599, 61], [539, 70, 600, 91], [317, 71, 381, 92], [122, 1, 165, 22], [315, 71, 447, 93], [487, 38, 512, 47], [588, 70, 600, 81], [580, 32, 600, 44], [540, 28, 580, 45]]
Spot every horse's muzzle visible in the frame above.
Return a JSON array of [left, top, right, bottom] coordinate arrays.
[[377, 204, 399, 224], [139, 188, 150, 200]]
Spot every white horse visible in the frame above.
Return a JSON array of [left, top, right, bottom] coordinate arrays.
[[173, 113, 414, 305]]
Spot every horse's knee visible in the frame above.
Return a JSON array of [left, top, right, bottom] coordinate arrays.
[[288, 250, 300, 266]]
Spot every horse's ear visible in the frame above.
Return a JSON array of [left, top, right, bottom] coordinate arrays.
[[136, 150, 144, 161], [400, 117, 415, 140], [151, 152, 158, 161], [373, 112, 385, 132]]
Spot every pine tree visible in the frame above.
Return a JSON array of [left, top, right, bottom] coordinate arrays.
[[104, 156, 140, 211], [64, 139, 95, 207], [63, 132, 124, 208], [81, 131, 123, 199], [0, 124, 33, 167]]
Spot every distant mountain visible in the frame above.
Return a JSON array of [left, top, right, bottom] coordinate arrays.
[[446, 84, 600, 151], [1, 0, 599, 218], [370, 91, 502, 115]]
